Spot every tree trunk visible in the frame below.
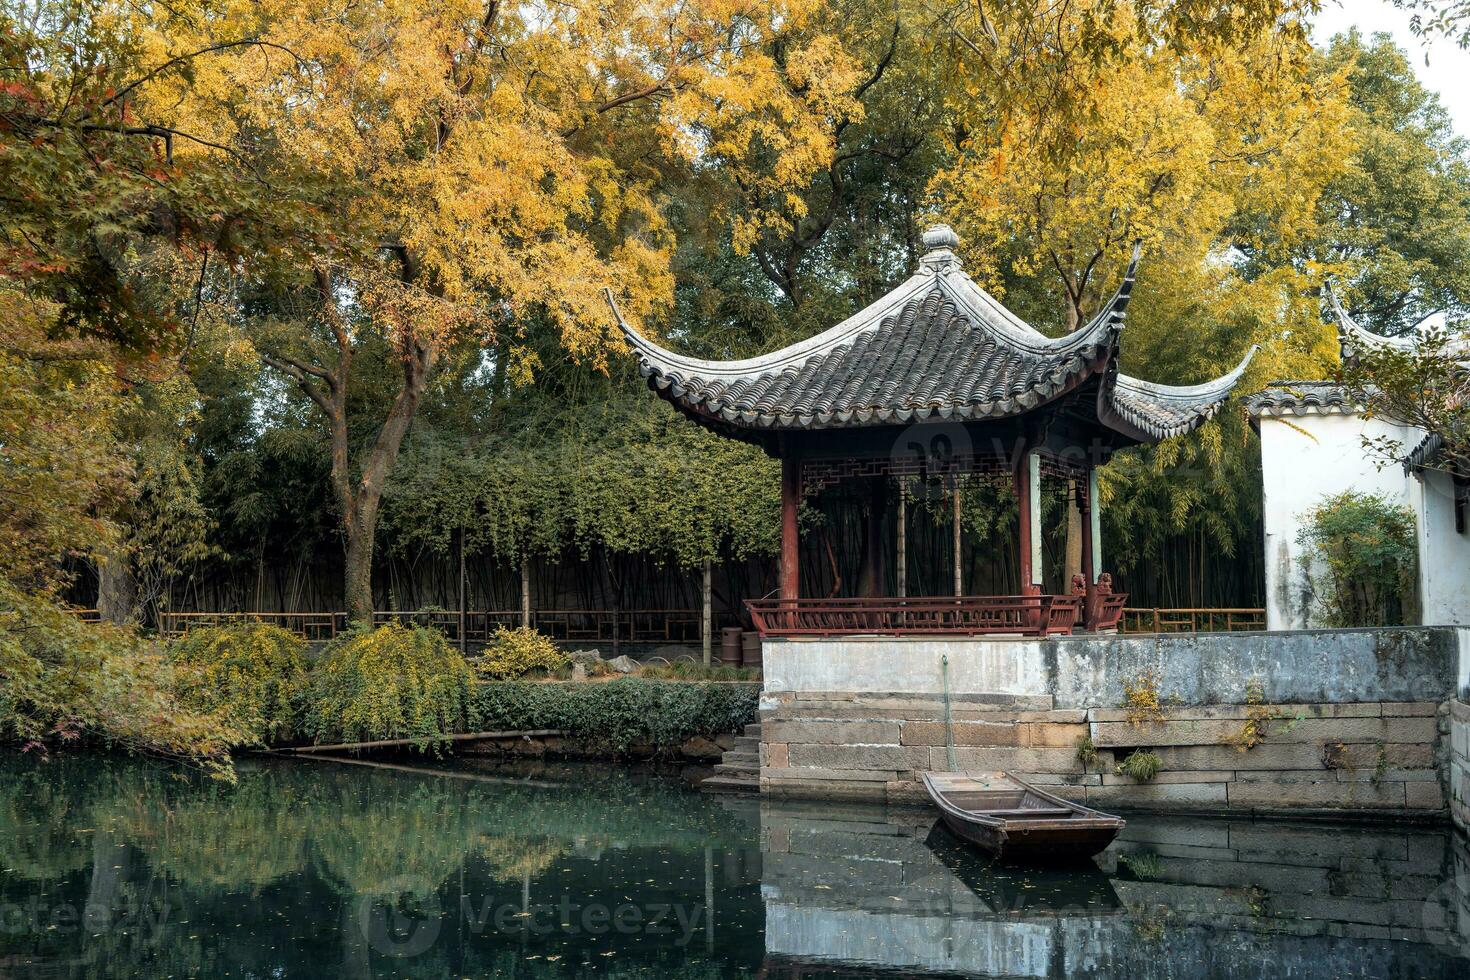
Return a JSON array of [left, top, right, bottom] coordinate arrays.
[[97, 546, 136, 625], [344, 514, 375, 625]]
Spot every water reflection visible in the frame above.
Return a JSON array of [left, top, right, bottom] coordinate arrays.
[[761, 801, 1470, 978], [1, 755, 1467, 978]]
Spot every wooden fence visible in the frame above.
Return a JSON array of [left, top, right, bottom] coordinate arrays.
[[1119, 607, 1266, 634], [151, 606, 1267, 643], [156, 608, 730, 648]]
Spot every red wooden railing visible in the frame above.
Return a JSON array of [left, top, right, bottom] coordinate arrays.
[[744, 595, 1085, 638]]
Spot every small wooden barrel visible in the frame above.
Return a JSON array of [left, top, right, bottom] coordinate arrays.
[[720, 627, 743, 666], [741, 630, 762, 668]]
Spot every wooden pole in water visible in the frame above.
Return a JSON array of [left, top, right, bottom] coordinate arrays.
[[704, 845, 715, 953], [701, 558, 712, 666]]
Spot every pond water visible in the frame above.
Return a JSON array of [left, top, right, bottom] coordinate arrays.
[[2, 755, 1469, 978]]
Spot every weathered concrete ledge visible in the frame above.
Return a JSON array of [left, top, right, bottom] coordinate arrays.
[[763, 627, 1463, 707], [759, 627, 1468, 819]]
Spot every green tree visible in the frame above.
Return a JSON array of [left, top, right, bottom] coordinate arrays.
[[1311, 31, 1470, 335], [1297, 491, 1419, 626]]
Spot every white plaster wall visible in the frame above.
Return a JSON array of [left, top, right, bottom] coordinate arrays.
[[1259, 412, 1417, 630], [1414, 470, 1470, 626], [761, 637, 1050, 696]]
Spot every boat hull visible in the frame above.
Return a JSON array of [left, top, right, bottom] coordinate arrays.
[[923, 771, 1124, 864]]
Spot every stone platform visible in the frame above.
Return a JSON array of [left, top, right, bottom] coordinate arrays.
[[758, 626, 1470, 820]]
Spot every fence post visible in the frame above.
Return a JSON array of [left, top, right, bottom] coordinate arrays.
[[701, 558, 713, 667], [520, 555, 531, 629]]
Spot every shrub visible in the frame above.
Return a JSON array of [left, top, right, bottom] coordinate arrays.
[[307, 623, 476, 750], [1296, 491, 1418, 627], [475, 679, 760, 753], [170, 624, 309, 745], [0, 584, 239, 778], [478, 627, 567, 679]]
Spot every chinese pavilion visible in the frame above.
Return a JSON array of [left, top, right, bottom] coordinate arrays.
[[609, 226, 1257, 637]]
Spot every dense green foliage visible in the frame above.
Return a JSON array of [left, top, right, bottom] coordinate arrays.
[[0, 584, 239, 777], [477, 626, 567, 679], [306, 623, 476, 750], [475, 679, 761, 754], [169, 624, 310, 744], [1297, 491, 1419, 627]]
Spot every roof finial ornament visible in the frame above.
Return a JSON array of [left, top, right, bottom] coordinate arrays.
[[920, 224, 961, 273]]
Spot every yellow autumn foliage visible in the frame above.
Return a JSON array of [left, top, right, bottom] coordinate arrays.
[[117, 0, 863, 369]]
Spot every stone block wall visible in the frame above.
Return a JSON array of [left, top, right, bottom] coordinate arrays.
[[759, 628, 1464, 817], [1452, 699, 1470, 832], [759, 691, 1447, 814]]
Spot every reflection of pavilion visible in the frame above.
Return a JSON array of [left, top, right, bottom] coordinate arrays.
[[756, 801, 1470, 978], [614, 226, 1256, 636]]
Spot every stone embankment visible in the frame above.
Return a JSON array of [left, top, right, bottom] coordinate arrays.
[[759, 627, 1468, 819]]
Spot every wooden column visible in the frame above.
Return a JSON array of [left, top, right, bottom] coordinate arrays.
[[1014, 450, 1042, 595], [1079, 468, 1101, 630], [952, 482, 964, 597], [1088, 467, 1102, 580], [779, 453, 801, 600], [896, 486, 907, 598], [1078, 475, 1095, 585], [859, 477, 887, 598]]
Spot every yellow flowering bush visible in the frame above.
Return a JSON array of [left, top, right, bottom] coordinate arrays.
[[478, 627, 567, 679], [307, 624, 475, 750], [170, 624, 310, 745]]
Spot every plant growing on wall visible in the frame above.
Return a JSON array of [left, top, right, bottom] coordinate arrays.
[[1116, 750, 1164, 781], [1230, 677, 1301, 751], [1295, 491, 1418, 627], [1076, 734, 1099, 771], [1122, 671, 1168, 726]]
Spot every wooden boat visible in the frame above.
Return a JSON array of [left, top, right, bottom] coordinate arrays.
[[921, 771, 1124, 863]]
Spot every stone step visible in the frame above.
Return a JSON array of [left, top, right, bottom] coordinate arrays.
[[720, 751, 759, 767], [701, 774, 759, 794], [731, 736, 761, 752], [715, 760, 758, 775], [744, 723, 762, 738]]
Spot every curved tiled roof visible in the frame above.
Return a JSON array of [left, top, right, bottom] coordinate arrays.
[[1246, 381, 1358, 418], [1327, 281, 1470, 362], [609, 227, 1256, 445]]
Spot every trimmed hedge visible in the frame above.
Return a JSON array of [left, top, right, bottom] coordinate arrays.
[[474, 679, 760, 753]]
